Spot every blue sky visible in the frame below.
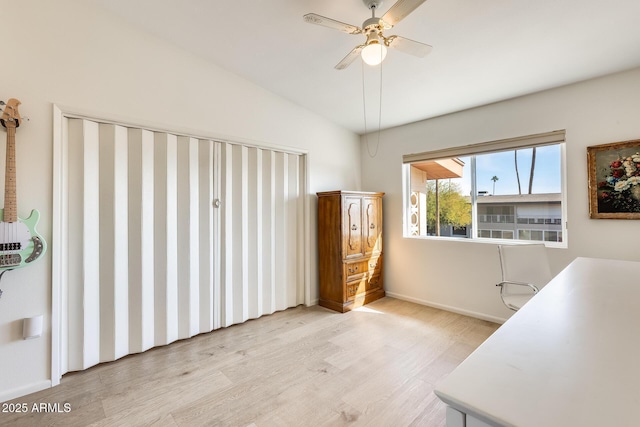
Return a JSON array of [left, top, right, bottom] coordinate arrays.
[[455, 145, 562, 196]]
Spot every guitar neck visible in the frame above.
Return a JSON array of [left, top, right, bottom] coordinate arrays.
[[4, 123, 17, 223]]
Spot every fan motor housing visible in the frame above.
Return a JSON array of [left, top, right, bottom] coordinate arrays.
[[363, 17, 382, 30]]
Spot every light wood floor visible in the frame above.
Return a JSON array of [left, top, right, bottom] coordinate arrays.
[[2, 297, 499, 427]]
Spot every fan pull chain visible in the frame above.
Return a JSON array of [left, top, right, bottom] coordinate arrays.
[[361, 57, 383, 158]]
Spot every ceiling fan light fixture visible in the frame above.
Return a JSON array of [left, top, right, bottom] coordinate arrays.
[[361, 39, 387, 66], [304, 0, 431, 70]]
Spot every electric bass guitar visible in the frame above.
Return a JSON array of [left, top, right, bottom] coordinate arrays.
[[0, 98, 45, 270]]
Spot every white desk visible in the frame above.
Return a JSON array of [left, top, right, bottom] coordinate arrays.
[[435, 257, 640, 427]]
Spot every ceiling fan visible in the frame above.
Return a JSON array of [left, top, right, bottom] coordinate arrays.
[[303, 0, 432, 70]]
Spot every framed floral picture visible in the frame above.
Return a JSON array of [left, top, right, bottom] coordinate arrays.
[[587, 139, 640, 219]]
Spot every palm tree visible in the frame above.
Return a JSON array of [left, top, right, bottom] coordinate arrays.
[[491, 175, 499, 195], [527, 147, 537, 194], [514, 150, 522, 194]]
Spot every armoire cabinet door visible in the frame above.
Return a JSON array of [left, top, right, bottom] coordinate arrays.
[[343, 196, 363, 259], [363, 196, 382, 256]]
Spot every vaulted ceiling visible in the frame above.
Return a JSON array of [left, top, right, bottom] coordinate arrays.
[[91, 0, 640, 134]]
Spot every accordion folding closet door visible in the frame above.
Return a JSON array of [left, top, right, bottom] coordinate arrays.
[[55, 117, 306, 375]]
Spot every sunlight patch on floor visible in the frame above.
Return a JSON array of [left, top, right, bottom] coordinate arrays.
[[352, 306, 384, 314]]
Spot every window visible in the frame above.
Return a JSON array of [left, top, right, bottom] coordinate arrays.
[[403, 131, 566, 247]]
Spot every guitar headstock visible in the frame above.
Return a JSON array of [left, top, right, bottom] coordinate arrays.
[[0, 98, 22, 129]]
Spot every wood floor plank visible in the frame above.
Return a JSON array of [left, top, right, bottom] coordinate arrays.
[[1, 297, 499, 426]]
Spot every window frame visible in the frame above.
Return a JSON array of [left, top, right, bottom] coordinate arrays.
[[402, 131, 568, 248]]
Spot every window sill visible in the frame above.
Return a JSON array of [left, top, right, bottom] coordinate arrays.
[[402, 234, 568, 249]]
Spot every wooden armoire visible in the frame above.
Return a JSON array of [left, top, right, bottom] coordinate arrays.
[[317, 191, 385, 312]]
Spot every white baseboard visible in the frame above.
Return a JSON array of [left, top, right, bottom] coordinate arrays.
[[0, 380, 52, 403], [385, 291, 508, 324]]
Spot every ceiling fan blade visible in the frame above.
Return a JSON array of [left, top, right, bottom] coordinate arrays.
[[335, 46, 364, 70], [381, 0, 428, 27], [303, 13, 362, 35], [386, 35, 432, 57]]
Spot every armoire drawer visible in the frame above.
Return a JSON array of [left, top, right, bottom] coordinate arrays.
[[366, 256, 382, 276], [345, 256, 382, 282], [345, 260, 368, 281], [367, 274, 382, 291], [346, 282, 361, 300], [346, 274, 383, 301]]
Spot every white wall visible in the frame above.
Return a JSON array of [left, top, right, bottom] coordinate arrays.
[[0, 1, 360, 401], [361, 67, 640, 323]]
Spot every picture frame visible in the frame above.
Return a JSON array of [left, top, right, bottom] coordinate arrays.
[[587, 138, 640, 219]]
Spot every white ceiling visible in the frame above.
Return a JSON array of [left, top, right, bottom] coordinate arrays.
[[91, 0, 640, 134]]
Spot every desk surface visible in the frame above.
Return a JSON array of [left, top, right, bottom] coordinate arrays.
[[435, 257, 640, 427]]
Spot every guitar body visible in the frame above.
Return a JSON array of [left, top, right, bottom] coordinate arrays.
[[0, 208, 46, 270]]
